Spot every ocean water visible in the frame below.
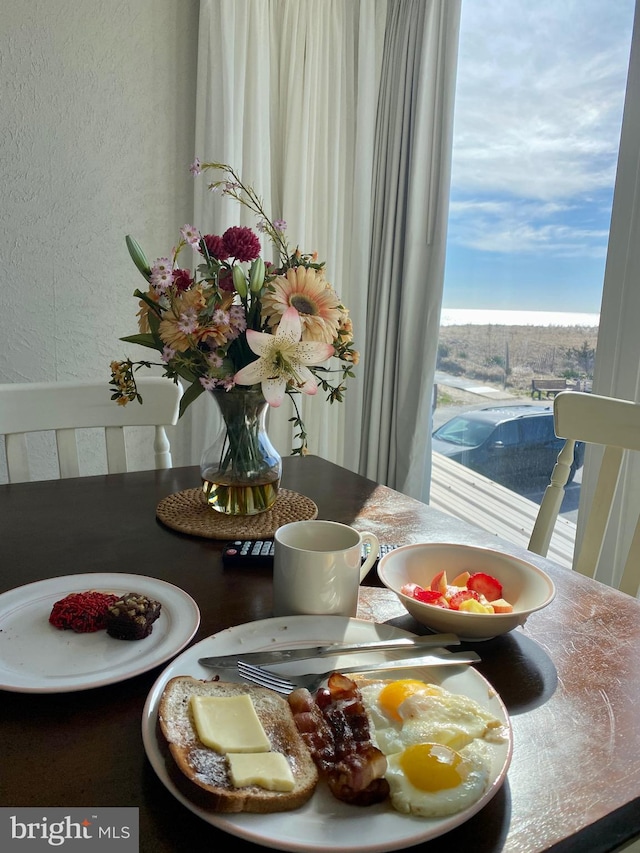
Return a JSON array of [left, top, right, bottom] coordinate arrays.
[[440, 308, 600, 327]]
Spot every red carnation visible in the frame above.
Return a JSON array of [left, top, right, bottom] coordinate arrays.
[[172, 269, 193, 292], [222, 226, 261, 262], [218, 268, 235, 291], [202, 234, 229, 261]]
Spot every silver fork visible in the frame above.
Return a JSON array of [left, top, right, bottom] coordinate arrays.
[[237, 651, 480, 695]]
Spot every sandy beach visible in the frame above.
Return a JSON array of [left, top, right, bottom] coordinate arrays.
[[437, 323, 599, 397]]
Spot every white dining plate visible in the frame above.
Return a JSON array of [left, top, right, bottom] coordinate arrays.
[[0, 573, 200, 693], [142, 615, 512, 853]]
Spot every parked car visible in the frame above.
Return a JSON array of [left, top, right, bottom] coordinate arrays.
[[432, 403, 585, 486]]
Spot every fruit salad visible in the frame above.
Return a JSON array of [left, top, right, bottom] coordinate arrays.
[[400, 570, 513, 613]]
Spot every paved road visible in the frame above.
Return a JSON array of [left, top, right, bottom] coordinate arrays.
[[432, 381, 580, 524]]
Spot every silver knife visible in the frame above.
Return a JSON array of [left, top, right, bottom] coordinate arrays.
[[198, 633, 461, 668], [253, 650, 481, 677]]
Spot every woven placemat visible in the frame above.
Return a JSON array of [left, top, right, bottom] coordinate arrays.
[[156, 487, 318, 540]]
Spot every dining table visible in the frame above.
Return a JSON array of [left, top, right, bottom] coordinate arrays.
[[1, 454, 640, 853]]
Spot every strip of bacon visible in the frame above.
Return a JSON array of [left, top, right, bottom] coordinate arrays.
[[289, 674, 390, 806]]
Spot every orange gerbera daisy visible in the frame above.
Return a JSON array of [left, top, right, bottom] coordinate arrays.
[[198, 290, 238, 348], [158, 286, 207, 352], [262, 266, 342, 344]]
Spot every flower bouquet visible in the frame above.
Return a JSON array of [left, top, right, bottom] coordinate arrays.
[[110, 160, 358, 514]]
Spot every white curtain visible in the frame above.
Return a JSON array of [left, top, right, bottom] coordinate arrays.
[[580, 0, 640, 590], [359, 0, 460, 500], [181, 0, 387, 469], [179, 0, 461, 499]]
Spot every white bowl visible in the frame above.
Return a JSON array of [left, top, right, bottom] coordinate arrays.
[[377, 542, 555, 641]]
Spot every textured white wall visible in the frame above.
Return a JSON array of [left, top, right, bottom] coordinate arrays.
[[1, 0, 199, 479]]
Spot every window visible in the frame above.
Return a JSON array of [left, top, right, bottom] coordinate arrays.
[[496, 421, 519, 448], [433, 416, 495, 448], [433, 0, 634, 539]]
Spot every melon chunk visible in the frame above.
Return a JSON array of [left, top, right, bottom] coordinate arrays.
[[430, 570, 448, 593], [490, 598, 514, 613]]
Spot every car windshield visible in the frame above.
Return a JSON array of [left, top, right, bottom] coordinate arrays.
[[433, 416, 497, 447]]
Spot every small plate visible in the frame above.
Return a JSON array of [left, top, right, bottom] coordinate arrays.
[[142, 615, 512, 853], [0, 573, 200, 693]]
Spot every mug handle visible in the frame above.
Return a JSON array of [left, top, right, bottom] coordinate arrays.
[[359, 532, 380, 582]]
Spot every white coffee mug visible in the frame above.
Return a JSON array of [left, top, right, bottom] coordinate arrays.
[[273, 520, 380, 617]]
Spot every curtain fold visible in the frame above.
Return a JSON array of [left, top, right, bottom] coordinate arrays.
[[359, 0, 461, 500], [179, 0, 460, 501], [179, 0, 275, 465]]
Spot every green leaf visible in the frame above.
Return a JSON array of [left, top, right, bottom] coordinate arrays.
[[174, 365, 198, 383], [178, 380, 205, 417], [148, 310, 160, 336], [120, 333, 161, 351], [133, 289, 163, 317]]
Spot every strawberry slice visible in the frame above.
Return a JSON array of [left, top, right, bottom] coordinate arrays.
[[414, 587, 447, 604], [448, 589, 480, 610], [401, 582, 449, 607], [467, 572, 503, 602]]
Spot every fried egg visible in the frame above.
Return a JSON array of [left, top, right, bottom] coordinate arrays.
[[357, 678, 505, 818], [385, 739, 491, 817], [358, 678, 503, 754]]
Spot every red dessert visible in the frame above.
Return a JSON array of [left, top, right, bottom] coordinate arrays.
[[49, 591, 119, 633]]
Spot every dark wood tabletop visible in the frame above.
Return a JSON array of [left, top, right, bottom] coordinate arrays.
[[1, 456, 640, 852]]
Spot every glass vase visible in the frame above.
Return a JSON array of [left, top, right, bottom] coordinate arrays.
[[200, 387, 282, 516]]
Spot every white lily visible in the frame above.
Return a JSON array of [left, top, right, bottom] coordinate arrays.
[[234, 306, 334, 406]]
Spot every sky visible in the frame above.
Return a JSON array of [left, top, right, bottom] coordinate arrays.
[[443, 0, 635, 313]]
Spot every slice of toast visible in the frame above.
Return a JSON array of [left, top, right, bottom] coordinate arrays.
[[158, 676, 318, 813]]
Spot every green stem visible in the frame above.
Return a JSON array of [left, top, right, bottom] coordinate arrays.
[[201, 388, 282, 515]]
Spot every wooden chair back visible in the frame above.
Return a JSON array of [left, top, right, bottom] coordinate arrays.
[[528, 391, 640, 596], [0, 378, 181, 482]]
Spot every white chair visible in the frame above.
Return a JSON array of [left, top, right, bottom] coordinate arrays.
[[0, 378, 181, 482], [528, 390, 640, 596]]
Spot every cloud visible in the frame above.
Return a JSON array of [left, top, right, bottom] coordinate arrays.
[[451, 218, 610, 258], [450, 0, 633, 202], [445, 0, 634, 266], [447, 198, 610, 258]]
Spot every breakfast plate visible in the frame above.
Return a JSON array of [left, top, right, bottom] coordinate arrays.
[[0, 573, 200, 693], [142, 615, 512, 853]]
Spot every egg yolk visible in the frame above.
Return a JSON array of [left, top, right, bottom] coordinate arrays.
[[399, 743, 471, 791], [378, 679, 435, 721]]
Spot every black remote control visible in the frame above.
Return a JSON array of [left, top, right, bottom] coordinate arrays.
[[222, 539, 275, 567], [222, 540, 400, 568]]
